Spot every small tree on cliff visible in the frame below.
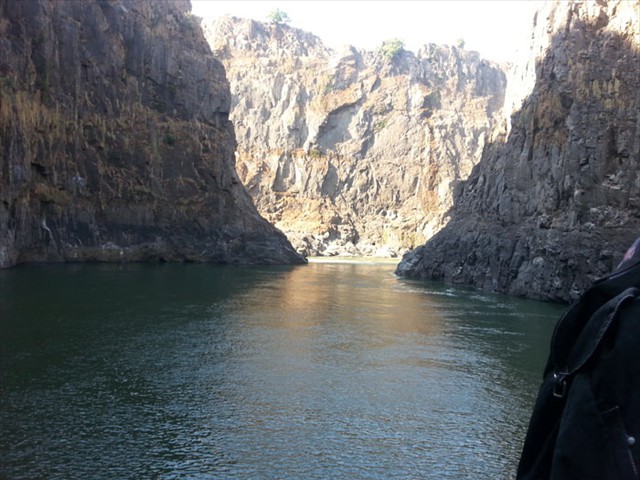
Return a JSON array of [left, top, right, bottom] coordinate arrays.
[[378, 38, 405, 60], [456, 38, 465, 49], [267, 8, 291, 24]]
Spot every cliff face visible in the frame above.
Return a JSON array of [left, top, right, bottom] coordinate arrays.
[[397, 0, 640, 302], [0, 0, 304, 267], [203, 17, 506, 257]]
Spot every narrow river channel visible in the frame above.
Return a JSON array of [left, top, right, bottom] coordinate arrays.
[[0, 261, 564, 479]]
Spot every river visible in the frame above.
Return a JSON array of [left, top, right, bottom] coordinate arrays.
[[0, 261, 564, 479]]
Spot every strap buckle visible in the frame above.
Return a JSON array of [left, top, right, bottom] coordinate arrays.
[[553, 372, 567, 398]]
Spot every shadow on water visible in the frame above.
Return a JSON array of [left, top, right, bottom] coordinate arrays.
[[0, 263, 298, 479], [0, 262, 293, 365]]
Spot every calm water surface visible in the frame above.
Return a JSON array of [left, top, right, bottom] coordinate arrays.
[[0, 261, 563, 479]]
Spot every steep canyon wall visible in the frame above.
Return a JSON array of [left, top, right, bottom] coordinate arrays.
[[203, 17, 506, 257], [397, 0, 640, 302], [0, 0, 304, 267]]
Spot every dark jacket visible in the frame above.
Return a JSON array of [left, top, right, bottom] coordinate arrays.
[[517, 239, 640, 479]]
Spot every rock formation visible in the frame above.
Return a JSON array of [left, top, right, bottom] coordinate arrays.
[[0, 0, 305, 268], [202, 17, 506, 257], [397, 0, 640, 303]]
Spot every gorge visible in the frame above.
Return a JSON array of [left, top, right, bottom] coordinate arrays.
[[1, 0, 638, 304], [204, 1, 639, 302]]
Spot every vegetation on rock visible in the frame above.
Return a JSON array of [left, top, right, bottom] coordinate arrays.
[[267, 8, 291, 24], [0, 0, 305, 268], [378, 38, 405, 60], [202, 17, 506, 260], [396, 0, 640, 303]]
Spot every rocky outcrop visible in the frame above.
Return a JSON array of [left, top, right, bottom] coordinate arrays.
[[202, 17, 506, 257], [0, 0, 304, 268], [397, 0, 640, 303]]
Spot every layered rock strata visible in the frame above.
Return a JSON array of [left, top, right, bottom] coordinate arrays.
[[397, 0, 640, 302], [0, 0, 304, 268], [203, 17, 506, 257]]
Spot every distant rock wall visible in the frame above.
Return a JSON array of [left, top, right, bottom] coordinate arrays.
[[203, 17, 506, 257], [397, 0, 640, 302], [0, 0, 304, 267]]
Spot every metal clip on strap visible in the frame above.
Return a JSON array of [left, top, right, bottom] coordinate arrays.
[[553, 372, 567, 398]]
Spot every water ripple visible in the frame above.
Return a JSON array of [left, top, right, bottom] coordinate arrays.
[[0, 263, 561, 479]]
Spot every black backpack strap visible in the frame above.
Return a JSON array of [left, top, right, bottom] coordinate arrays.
[[550, 287, 640, 398], [545, 258, 640, 375], [517, 238, 640, 480]]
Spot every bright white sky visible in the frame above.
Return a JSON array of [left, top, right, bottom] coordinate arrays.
[[191, 0, 545, 63]]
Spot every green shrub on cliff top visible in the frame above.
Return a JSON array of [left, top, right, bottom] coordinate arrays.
[[268, 8, 291, 24], [378, 38, 404, 60]]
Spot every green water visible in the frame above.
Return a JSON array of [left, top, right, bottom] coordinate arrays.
[[0, 262, 563, 479]]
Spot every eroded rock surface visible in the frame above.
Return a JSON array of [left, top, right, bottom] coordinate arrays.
[[203, 17, 506, 257], [397, 0, 640, 302], [0, 0, 304, 267]]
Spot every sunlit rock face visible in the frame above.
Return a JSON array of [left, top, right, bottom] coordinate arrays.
[[0, 0, 304, 267], [203, 17, 506, 257], [397, 0, 640, 303]]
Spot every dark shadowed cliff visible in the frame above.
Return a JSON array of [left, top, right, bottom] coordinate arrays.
[[397, 0, 640, 303], [0, 0, 304, 267], [203, 17, 506, 257]]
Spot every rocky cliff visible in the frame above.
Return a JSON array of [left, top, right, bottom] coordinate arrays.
[[0, 0, 304, 268], [202, 17, 506, 257], [397, 0, 640, 302]]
